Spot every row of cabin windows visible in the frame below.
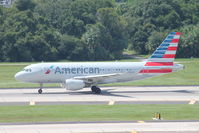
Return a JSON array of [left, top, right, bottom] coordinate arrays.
[[100, 68, 133, 72]]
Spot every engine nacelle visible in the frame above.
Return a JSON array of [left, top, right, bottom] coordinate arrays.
[[65, 79, 85, 90]]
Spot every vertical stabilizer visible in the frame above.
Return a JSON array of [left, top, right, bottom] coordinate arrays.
[[140, 32, 181, 73], [146, 32, 181, 65]]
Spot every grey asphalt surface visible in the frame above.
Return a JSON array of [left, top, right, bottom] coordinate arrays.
[[0, 86, 199, 133], [1, 121, 199, 133], [0, 101, 196, 106], [1, 120, 199, 125], [0, 86, 199, 105]]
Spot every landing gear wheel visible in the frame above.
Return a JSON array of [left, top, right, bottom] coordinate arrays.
[[91, 86, 101, 94], [38, 83, 43, 94], [38, 89, 42, 94], [91, 86, 97, 93], [95, 87, 101, 94]]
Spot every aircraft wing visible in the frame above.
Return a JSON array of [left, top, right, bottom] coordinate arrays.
[[74, 73, 124, 84]]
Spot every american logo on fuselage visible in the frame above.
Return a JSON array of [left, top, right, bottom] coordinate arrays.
[[45, 65, 54, 74], [54, 66, 100, 74]]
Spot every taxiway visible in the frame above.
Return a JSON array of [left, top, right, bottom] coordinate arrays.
[[0, 121, 199, 133], [0, 86, 198, 105]]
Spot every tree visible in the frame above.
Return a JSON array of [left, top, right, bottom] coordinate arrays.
[[161, 11, 181, 29], [34, 0, 114, 37], [15, 0, 36, 11], [124, 0, 183, 54], [70, 0, 113, 24], [177, 24, 199, 58], [129, 30, 148, 54], [1, 0, 199, 62], [58, 34, 89, 61], [82, 23, 111, 60], [0, 8, 59, 61], [145, 32, 165, 53], [96, 8, 128, 58], [34, 0, 72, 30], [61, 17, 85, 37]]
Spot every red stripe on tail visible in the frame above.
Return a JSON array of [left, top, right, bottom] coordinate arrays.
[[163, 54, 176, 58], [167, 47, 177, 51], [145, 62, 173, 66], [171, 39, 179, 43]]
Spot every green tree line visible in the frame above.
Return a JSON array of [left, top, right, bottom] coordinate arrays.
[[0, 0, 199, 62]]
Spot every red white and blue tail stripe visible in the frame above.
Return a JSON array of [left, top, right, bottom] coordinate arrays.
[[140, 32, 181, 73], [148, 32, 180, 63]]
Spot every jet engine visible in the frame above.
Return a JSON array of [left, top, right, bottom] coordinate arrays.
[[65, 79, 85, 90]]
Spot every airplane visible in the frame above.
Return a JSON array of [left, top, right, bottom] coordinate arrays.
[[15, 32, 184, 94]]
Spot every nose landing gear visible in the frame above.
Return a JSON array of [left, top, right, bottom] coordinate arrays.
[[38, 83, 43, 94], [38, 88, 42, 94], [91, 86, 101, 94]]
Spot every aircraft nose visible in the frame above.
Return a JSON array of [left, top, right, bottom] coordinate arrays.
[[15, 72, 24, 81]]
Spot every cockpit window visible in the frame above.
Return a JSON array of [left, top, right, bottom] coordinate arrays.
[[23, 69, 32, 72]]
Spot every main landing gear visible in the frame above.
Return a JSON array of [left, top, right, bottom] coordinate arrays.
[[91, 86, 101, 94], [38, 83, 43, 94]]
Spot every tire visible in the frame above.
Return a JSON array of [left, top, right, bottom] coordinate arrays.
[[95, 87, 101, 94], [91, 86, 97, 93], [91, 86, 101, 94], [38, 89, 42, 94]]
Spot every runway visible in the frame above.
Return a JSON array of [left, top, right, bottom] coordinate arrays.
[[0, 86, 199, 105], [0, 86, 199, 133], [0, 121, 199, 133]]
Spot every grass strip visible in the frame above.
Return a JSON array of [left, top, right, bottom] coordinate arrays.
[[0, 104, 198, 123]]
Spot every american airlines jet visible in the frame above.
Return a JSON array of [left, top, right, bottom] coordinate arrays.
[[15, 32, 184, 94]]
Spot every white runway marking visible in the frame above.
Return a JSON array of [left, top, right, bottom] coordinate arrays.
[[189, 100, 196, 104], [108, 100, 115, 105], [29, 100, 36, 106]]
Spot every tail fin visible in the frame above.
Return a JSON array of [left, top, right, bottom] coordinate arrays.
[[146, 32, 181, 66]]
